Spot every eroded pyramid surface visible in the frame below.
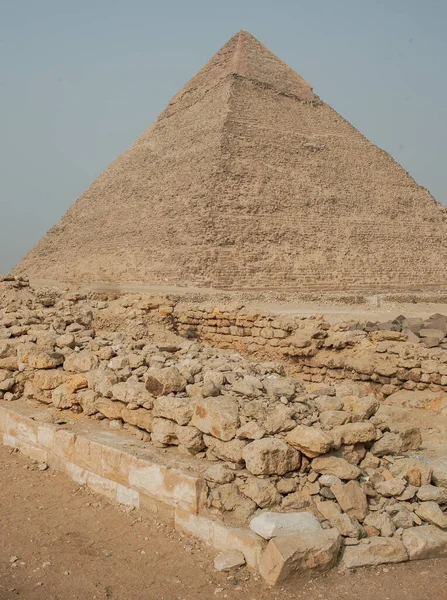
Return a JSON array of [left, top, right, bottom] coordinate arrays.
[[15, 31, 447, 290]]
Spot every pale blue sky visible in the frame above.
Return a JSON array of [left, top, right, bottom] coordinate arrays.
[[1, 0, 446, 273]]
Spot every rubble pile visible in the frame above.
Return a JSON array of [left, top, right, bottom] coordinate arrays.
[[1, 276, 447, 581]]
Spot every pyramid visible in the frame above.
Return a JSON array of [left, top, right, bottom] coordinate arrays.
[[15, 31, 447, 291]]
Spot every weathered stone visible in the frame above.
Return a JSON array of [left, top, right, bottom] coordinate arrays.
[[264, 376, 296, 400], [342, 395, 379, 421], [250, 511, 322, 540], [145, 366, 187, 396], [151, 417, 178, 445], [312, 456, 361, 480], [314, 499, 342, 521], [204, 435, 247, 463], [192, 396, 239, 441], [121, 407, 154, 433], [63, 350, 99, 373], [112, 381, 154, 407], [236, 421, 265, 440], [332, 422, 377, 446], [243, 438, 300, 475], [415, 502, 447, 529], [281, 490, 312, 511], [402, 525, 447, 560], [86, 369, 118, 398], [276, 478, 298, 495], [341, 537, 408, 568], [241, 478, 282, 508], [330, 513, 364, 538], [363, 512, 396, 537], [389, 423, 422, 452], [77, 389, 99, 415], [374, 478, 407, 498], [331, 481, 368, 521], [319, 410, 350, 428], [417, 485, 447, 504], [29, 352, 64, 370], [285, 426, 332, 458], [95, 398, 124, 420], [51, 375, 88, 409], [370, 432, 403, 456], [390, 458, 432, 487], [153, 396, 195, 425], [258, 529, 341, 585], [214, 550, 246, 571], [33, 369, 69, 390], [314, 396, 343, 412], [204, 464, 235, 484], [263, 405, 296, 434]]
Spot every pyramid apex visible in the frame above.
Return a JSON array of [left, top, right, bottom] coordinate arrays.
[[174, 29, 316, 103]]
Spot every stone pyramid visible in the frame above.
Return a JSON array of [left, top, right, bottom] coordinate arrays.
[[15, 31, 447, 291]]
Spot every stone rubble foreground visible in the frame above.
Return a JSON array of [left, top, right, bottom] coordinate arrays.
[[1, 275, 447, 584]]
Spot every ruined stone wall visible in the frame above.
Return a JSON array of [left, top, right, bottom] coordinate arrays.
[[2, 278, 447, 582], [144, 302, 447, 400]]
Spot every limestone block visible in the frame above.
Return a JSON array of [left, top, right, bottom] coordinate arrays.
[[145, 366, 187, 396], [33, 369, 69, 390], [341, 537, 408, 568], [332, 422, 376, 446], [153, 396, 195, 425], [331, 481, 368, 521], [240, 477, 281, 508], [415, 502, 447, 529], [121, 407, 153, 433], [312, 456, 361, 480], [128, 458, 204, 513], [249, 511, 322, 540], [63, 350, 99, 373], [204, 435, 247, 463], [390, 457, 432, 487], [243, 438, 300, 475], [258, 529, 341, 585], [402, 525, 447, 560], [192, 396, 239, 441], [285, 425, 332, 458]]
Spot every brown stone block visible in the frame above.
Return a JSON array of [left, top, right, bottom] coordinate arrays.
[[101, 445, 133, 486], [73, 436, 103, 474]]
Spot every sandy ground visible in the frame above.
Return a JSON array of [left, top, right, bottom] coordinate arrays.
[[1, 446, 446, 600]]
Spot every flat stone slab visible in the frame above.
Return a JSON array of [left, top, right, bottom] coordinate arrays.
[[249, 511, 322, 540], [341, 537, 408, 568], [402, 525, 447, 560]]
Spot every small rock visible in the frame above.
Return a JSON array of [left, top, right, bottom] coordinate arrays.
[[214, 550, 246, 572]]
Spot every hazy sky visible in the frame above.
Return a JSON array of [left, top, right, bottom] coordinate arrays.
[[1, 0, 446, 273]]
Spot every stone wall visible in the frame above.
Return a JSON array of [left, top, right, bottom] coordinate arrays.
[[136, 300, 447, 400]]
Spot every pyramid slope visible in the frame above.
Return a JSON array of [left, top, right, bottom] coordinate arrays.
[[15, 31, 447, 291]]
